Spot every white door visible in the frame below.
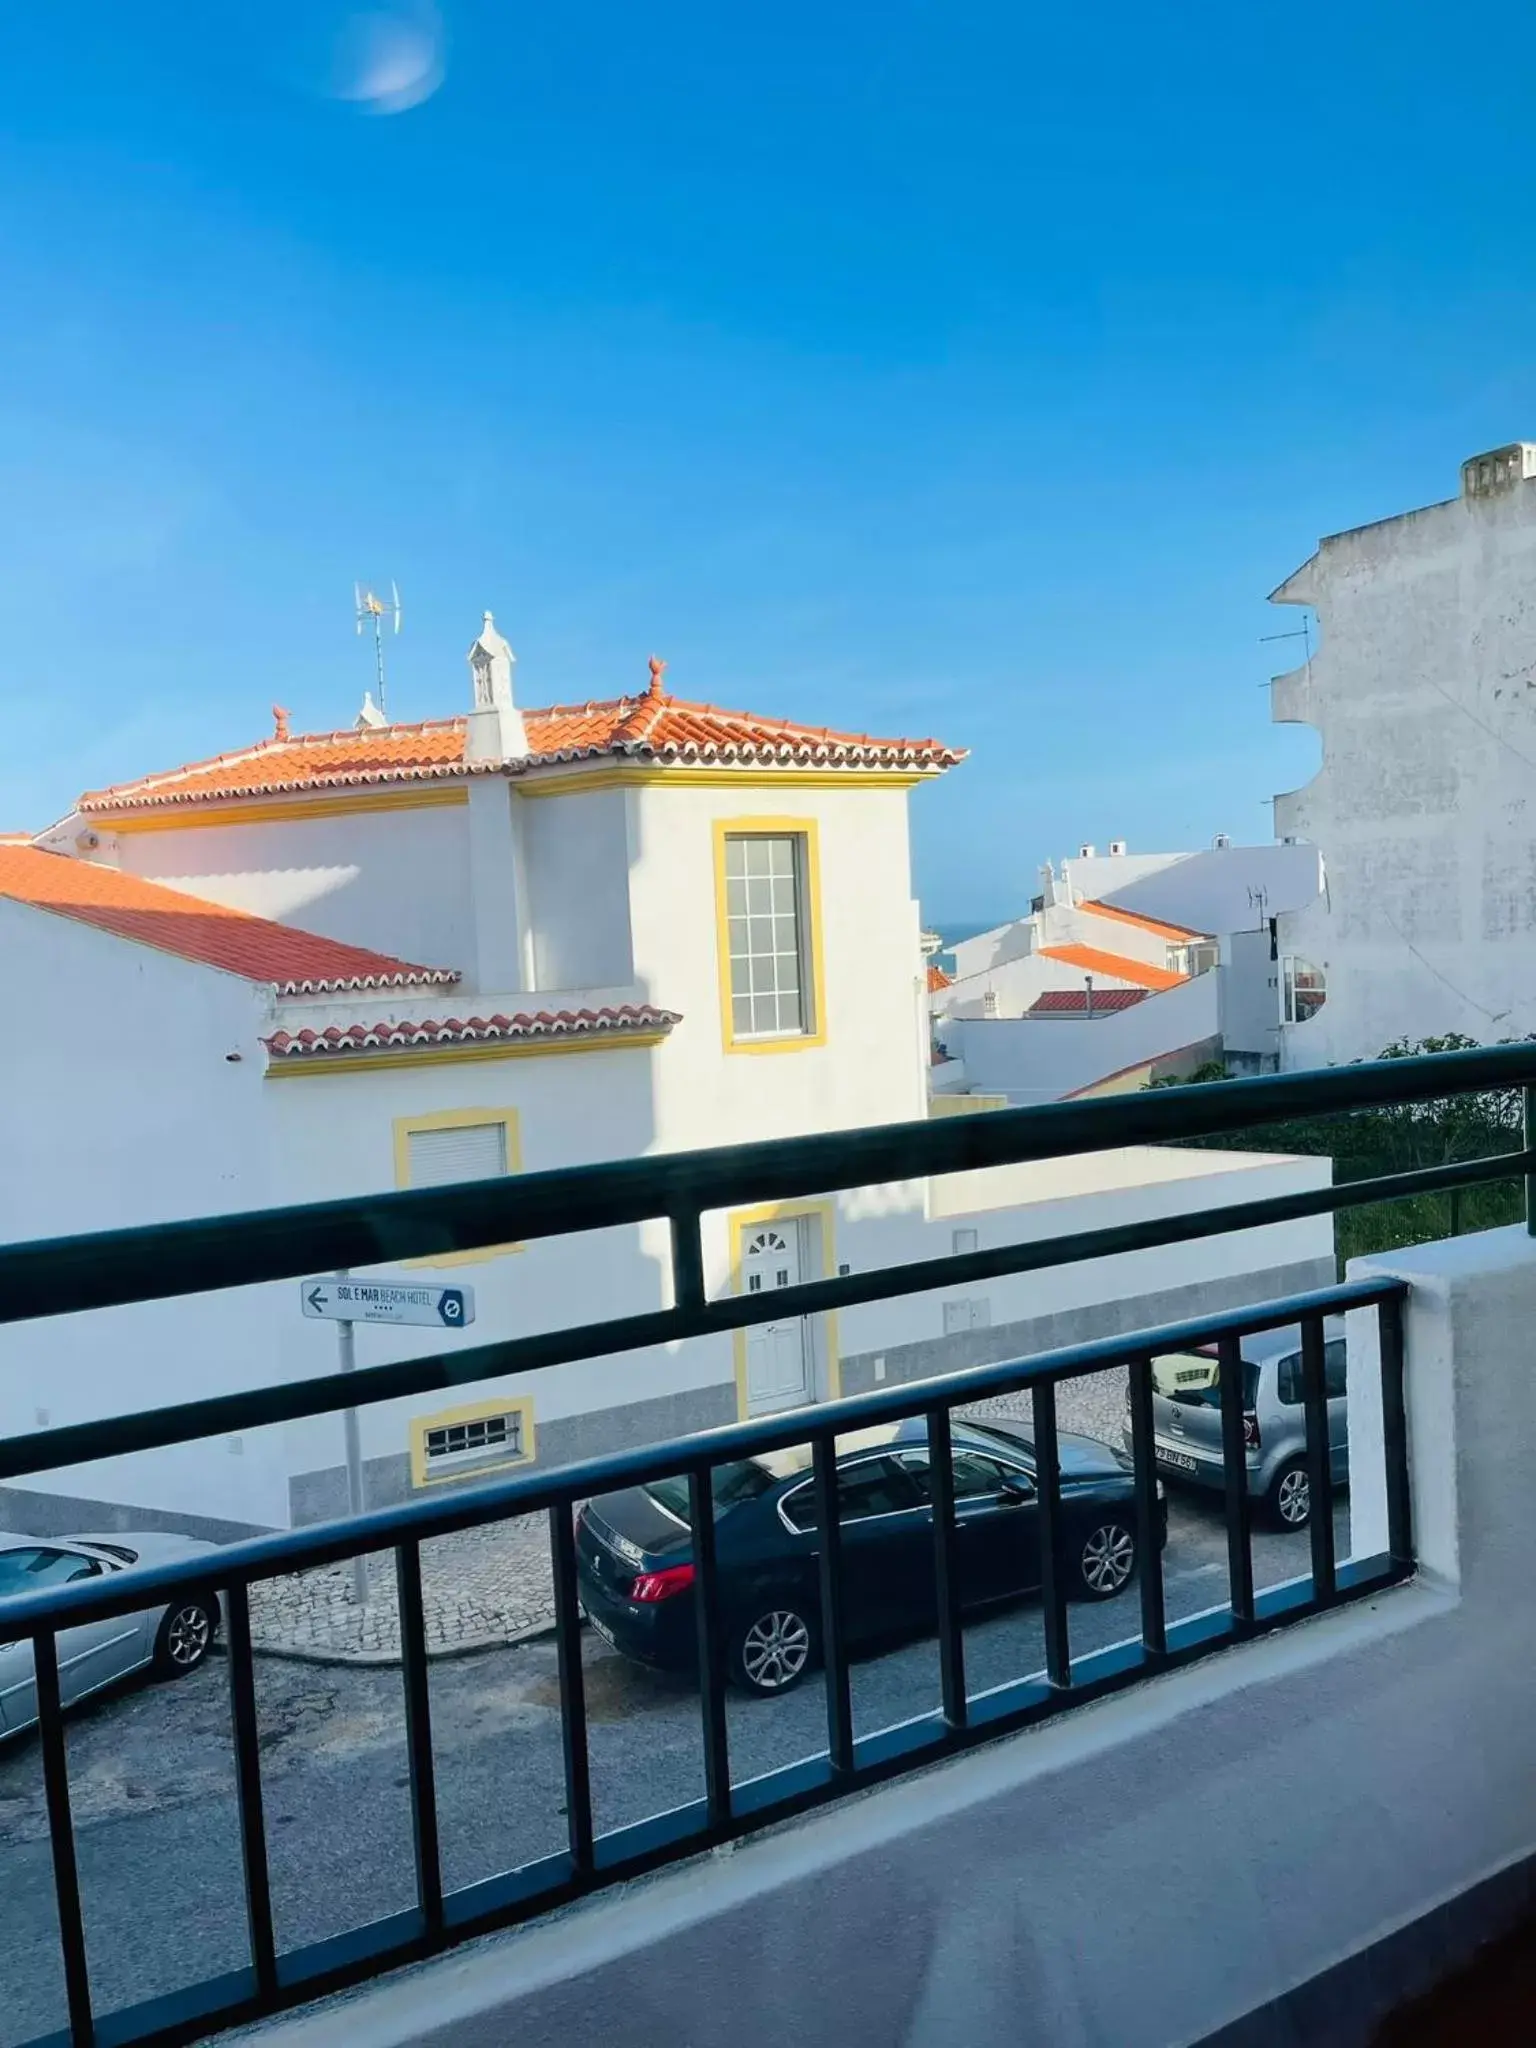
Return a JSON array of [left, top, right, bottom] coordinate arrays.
[[743, 1224, 813, 1414]]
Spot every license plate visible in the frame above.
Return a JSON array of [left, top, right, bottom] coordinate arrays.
[[1158, 1450, 1200, 1474], [587, 1609, 619, 1649]]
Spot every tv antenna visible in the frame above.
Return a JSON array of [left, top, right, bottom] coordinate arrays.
[[1258, 611, 1313, 683], [355, 582, 402, 718]]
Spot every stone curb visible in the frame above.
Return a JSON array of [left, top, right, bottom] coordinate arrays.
[[239, 1611, 573, 1670]]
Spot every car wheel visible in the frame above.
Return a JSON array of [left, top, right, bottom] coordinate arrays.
[[728, 1602, 817, 1697], [1270, 1459, 1311, 1530], [1075, 1520, 1137, 1600], [154, 1595, 217, 1678]]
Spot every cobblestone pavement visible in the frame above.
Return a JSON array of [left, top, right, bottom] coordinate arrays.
[[247, 1371, 1130, 1666], [248, 1509, 559, 1664]]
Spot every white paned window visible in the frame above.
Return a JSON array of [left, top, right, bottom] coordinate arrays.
[[942, 1298, 992, 1336], [406, 1121, 509, 1188], [724, 833, 812, 1039], [424, 1411, 524, 1469]]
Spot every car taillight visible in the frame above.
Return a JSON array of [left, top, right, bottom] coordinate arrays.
[[629, 1563, 696, 1603], [1243, 1412, 1261, 1450]]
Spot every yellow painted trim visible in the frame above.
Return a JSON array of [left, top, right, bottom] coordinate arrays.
[[267, 1032, 667, 1079], [727, 1199, 840, 1421], [391, 1106, 524, 1265], [520, 766, 927, 800], [409, 1395, 537, 1488], [712, 817, 828, 1056], [927, 1093, 1010, 1117], [100, 786, 470, 833]]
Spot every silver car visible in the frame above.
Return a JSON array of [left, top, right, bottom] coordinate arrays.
[[0, 1532, 221, 1737], [1121, 1319, 1347, 1530]]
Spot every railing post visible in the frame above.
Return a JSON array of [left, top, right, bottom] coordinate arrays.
[[1031, 1379, 1071, 1689], [926, 1405, 968, 1731], [1524, 1085, 1536, 1236], [1378, 1291, 1414, 1570], [1218, 1331, 1256, 1628], [813, 1434, 854, 1776]]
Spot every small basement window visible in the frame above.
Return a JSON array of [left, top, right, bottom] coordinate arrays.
[[412, 1400, 535, 1485]]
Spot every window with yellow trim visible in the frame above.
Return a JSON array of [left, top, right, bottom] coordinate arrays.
[[392, 1108, 522, 1262], [723, 832, 816, 1039], [410, 1397, 535, 1487]]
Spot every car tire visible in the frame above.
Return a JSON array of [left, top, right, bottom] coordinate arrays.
[[1269, 1459, 1312, 1531], [727, 1600, 818, 1697], [153, 1595, 217, 1678], [1074, 1519, 1137, 1601]]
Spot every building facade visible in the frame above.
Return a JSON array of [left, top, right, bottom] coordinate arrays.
[[0, 623, 1334, 1535], [1272, 442, 1536, 1068]]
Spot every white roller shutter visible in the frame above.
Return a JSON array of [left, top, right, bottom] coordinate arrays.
[[406, 1121, 508, 1188]]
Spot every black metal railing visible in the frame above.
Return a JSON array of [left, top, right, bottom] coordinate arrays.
[[1, 1043, 1533, 2048]]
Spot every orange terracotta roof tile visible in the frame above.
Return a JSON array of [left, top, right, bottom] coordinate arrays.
[[0, 844, 459, 994], [1080, 898, 1206, 943], [264, 1005, 680, 1061], [926, 964, 952, 992], [1038, 943, 1188, 993], [78, 696, 964, 815]]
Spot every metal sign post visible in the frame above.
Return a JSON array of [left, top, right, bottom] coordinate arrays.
[[300, 1275, 476, 1609], [334, 1270, 369, 1609]]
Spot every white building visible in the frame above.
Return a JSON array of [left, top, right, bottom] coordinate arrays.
[[1272, 441, 1536, 1068], [0, 622, 1334, 1537], [933, 839, 1320, 1104]]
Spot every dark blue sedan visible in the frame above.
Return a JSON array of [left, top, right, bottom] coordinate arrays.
[[576, 1415, 1161, 1696]]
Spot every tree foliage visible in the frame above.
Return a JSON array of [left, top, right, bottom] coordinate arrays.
[[1149, 1034, 1526, 1273]]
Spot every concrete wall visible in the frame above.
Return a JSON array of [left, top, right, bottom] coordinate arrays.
[[249, 1224, 1536, 2048], [1272, 461, 1536, 1068], [1220, 927, 1281, 1062]]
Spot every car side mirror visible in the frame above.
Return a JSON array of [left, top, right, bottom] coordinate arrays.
[[999, 1475, 1033, 1504]]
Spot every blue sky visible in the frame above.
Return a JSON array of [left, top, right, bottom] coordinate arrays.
[[1, 2, 1533, 924]]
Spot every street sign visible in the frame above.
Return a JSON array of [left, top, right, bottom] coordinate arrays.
[[300, 1279, 475, 1329]]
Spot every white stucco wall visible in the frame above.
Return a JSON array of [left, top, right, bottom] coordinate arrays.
[[1101, 842, 1321, 939], [254, 1225, 1536, 2048], [945, 972, 1221, 1101], [1272, 462, 1536, 1067], [0, 902, 291, 1529], [119, 802, 473, 978], [521, 787, 636, 993], [627, 781, 928, 1149]]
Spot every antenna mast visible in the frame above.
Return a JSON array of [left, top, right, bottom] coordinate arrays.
[[354, 581, 402, 718]]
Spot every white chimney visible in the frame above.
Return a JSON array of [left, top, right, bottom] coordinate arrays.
[[1213, 832, 1232, 850], [465, 610, 528, 764], [1108, 838, 1127, 857], [1078, 843, 1096, 860]]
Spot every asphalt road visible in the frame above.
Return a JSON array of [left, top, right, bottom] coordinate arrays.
[[0, 1491, 1350, 2048]]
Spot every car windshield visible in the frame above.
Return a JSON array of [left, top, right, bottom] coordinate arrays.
[[955, 1421, 1037, 1472], [0, 1547, 95, 1594], [644, 1461, 778, 1524]]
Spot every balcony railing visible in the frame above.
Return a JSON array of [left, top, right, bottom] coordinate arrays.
[[3, 1043, 1535, 2048]]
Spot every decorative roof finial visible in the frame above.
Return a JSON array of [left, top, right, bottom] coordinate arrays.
[[647, 654, 666, 700], [272, 705, 291, 741]]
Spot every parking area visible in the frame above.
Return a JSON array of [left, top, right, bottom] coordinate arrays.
[[0, 1483, 1347, 2047]]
